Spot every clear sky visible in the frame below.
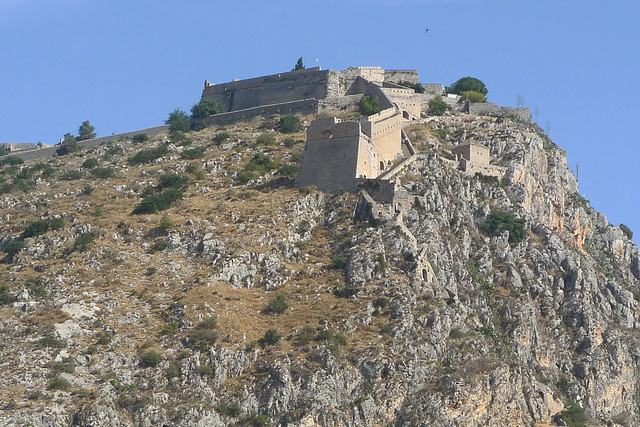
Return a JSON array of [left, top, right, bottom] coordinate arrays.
[[2, 0, 639, 241]]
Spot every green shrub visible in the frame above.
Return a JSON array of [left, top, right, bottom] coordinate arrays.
[[266, 294, 288, 314], [359, 95, 379, 116], [556, 401, 587, 427], [48, 217, 64, 230], [481, 210, 526, 244], [0, 284, 16, 305], [620, 224, 633, 240], [128, 146, 168, 165], [446, 77, 488, 96], [166, 363, 181, 379], [238, 153, 278, 184], [13, 178, 35, 193], [157, 173, 190, 191], [133, 189, 183, 214], [276, 163, 298, 178], [398, 81, 425, 93], [191, 98, 225, 119], [261, 329, 281, 346], [332, 255, 348, 269], [449, 328, 465, 338], [47, 376, 71, 390], [39, 336, 67, 348], [461, 90, 486, 103], [132, 133, 149, 143], [82, 158, 99, 169], [82, 184, 94, 195], [188, 328, 218, 352], [56, 134, 80, 156], [74, 232, 95, 252], [428, 96, 447, 115], [60, 169, 83, 180], [295, 325, 316, 345], [212, 132, 230, 145], [3, 240, 25, 260], [1, 156, 24, 165], [94, 205, 104, 217], [140, 350, 163, 367], [169, 130, 191, 146], [90, 167, 114, 179], [166, 109, 191, 133], [0, 147, 9, 156], [50, 357, 76, 374], [373, 297, 390, 310], [334, 286, 358, 298], [23, 220, 50, 238], [277, 116, 302, 133], [181, 146, 206, 159], [216, 400, 242, 417], [256, 133, 276, 146], [159, 214, 173, 231]]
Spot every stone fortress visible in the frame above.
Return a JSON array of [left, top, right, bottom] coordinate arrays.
[[199, 65, 524, 195]]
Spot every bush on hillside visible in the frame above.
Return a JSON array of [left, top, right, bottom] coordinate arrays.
[[132, 133, 149, 143], [128, 146, 168, 165], [360, 95, 379, 116], [481, 210, 526, 244], [56, 134, 80, 156], [165, 109, 191, 133], [620, 224, 633, 240], [461, 90, 486, 103], [157, 173, 190, 191], [190, 98, 225, 119], [133, 189, 183, 214], [277, 116, 302, 133], [428, 96, 448, 115], [82, 158, 99, 169]]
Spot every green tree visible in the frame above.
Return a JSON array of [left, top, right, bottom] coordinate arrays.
[[190, 98, 225, 119], [77, 121, 96, 141], [481, 210, 526, 244], [293, 57, 305, 71], [460, 90, 486, 103], [359, 95, 379, 116], [428, 96, 447, 115], [56, 133, 80, 156], [446, 77, 488, 97], [620, 224, 633, 240], [516, 93, 525, 108], [165, 109, 191, 133]]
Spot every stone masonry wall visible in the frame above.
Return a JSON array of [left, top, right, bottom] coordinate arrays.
[[200, 99, 318, 127], [11, 125, 169, 163], [383, 69, 419, 84]]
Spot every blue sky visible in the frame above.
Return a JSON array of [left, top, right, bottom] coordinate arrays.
[[2, 0, 639, 240]]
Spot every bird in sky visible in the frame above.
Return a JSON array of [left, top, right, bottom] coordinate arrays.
[[425, 29, 429, 34]]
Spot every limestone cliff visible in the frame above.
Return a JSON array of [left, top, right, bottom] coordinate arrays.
[[0, 112, 638, 427]]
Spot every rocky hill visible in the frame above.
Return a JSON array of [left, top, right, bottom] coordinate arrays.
[[0, 111, 639, 427]]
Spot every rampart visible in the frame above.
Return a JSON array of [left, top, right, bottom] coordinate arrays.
[[10, 125, 169, 162], [198, 99, 318, 127], [467, 102, 531, 122], [202, 67, 328, 111]]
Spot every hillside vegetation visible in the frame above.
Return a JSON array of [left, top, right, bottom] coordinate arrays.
[[1, 111, 639, 427]]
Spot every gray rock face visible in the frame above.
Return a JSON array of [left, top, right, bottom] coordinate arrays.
[[3, 115, 640, 427]]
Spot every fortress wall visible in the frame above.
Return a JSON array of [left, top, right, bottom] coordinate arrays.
[[202, 68, 328, 111], [11, 125, 170, 163], [295, 135, 361, 192], [259, 72, 329, 106], [422, 83, 445, 94], [383, 69, 419, 84], [461, 160, 506, 179], [370, 113, 403, 163], [340, 66, 385, 83], [202, 67, 323, 96], [467, 104, 531, 122], [381, 88, 422, 117], [201, 99, 318, 127], [361, 180, 397, 204], [356, 137, 383, 178], [306, 118, 361, 141], [318, 95, 363, 116], [0, 143, 40, 152]]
